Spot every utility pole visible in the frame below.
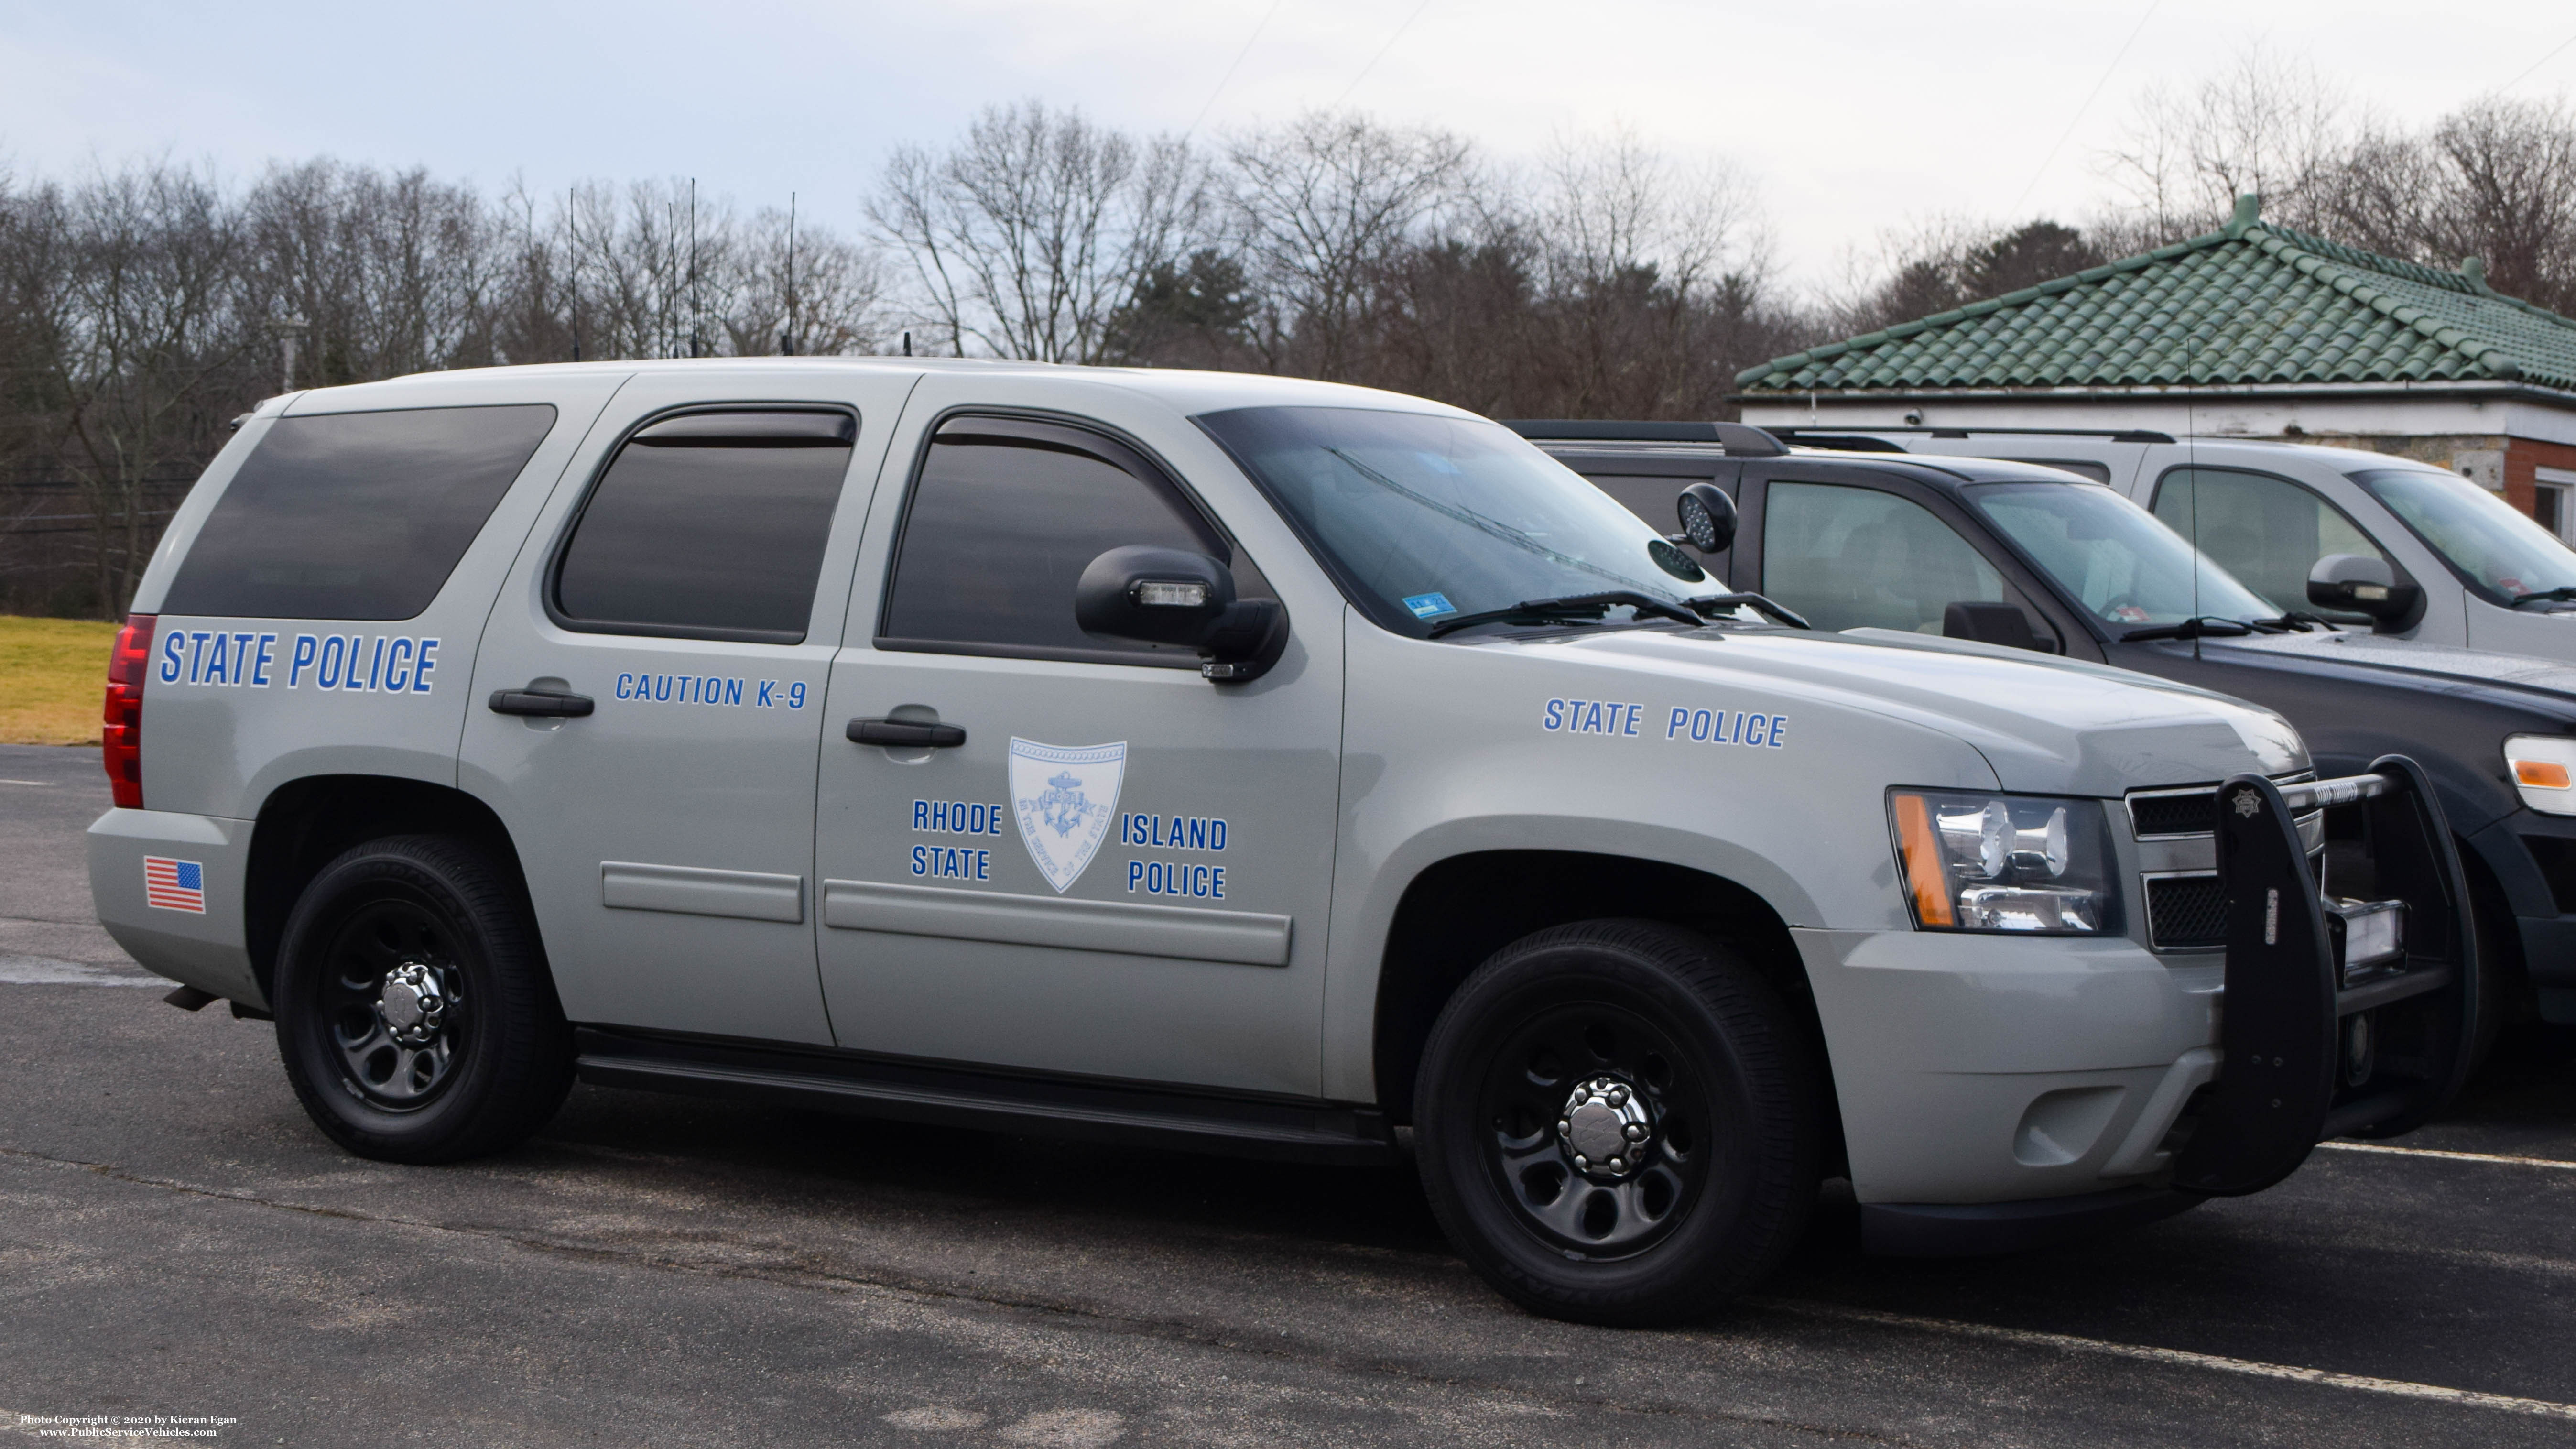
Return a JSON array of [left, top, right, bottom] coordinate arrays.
[[688, 178, 700, 359], [568, 187, 582, 362], [783, 192, 796, 356], [278, 316, 308, 393]]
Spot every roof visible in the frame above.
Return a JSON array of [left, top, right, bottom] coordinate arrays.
[[1739, 196, 2576, 396], [294, 355, 1464, 421]]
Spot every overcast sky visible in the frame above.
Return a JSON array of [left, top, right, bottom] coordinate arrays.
[[7, 0, 2575, 292]]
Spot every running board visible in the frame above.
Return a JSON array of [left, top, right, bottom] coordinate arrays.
[[572, 1028, 1399, 1166]]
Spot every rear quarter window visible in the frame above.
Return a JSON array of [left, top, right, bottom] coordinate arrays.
[[163, 405, 556, 621]]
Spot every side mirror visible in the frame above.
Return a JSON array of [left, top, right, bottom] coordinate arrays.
[[2308, 553, 2424, 632], [1675, 482, 1737, 554], [1943, 601, 2049, 653], [1074, 545, 1287, 682]]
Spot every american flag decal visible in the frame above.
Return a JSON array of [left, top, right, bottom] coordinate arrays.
[[143, 857, 207, 913]]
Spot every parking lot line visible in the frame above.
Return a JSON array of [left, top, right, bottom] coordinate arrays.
[[1756, 1300, 2576, 1421], [2318, 1140, 2576, 1170]]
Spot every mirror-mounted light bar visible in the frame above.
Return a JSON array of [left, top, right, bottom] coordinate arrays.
[[1132, 579, 1211, 608]]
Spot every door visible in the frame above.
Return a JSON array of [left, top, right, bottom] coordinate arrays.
[[461, 372, 907, 1045], [813, 393, 1343, 1097], [2149, 466, 2401, 630], [1748, 474, 2067, 650]]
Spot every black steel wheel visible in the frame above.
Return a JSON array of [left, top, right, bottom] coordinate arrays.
[[1476, 1001, 1711, 1261], [273, 835, 571, 1163], [1414, 919, 1821, 1326]]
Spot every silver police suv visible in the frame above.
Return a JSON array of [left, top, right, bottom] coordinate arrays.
[[89, 360, 2475, 1325]]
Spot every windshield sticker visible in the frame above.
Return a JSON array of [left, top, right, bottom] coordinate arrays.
[[1402, 592, 1457, 619], [1666, 708, 1788, 749], [1543, 698, 1644, 736], [1009, 739, 1127, 893]]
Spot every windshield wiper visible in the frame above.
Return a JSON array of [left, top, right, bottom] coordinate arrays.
[[1427, 590, 1707, 639], [2120, 616, 2258, 643], [2511, 586, 2576, 609], [2248, 612, 2326, 632], [1686, 592, 1813, 630]]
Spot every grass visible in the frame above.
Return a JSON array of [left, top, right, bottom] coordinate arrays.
[[0, 614, 120, 745]]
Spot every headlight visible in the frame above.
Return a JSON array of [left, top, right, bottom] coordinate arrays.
[[1888, 790, 2117, 934], [2505, 734, 2576, 816]]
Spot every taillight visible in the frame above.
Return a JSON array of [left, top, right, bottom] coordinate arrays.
[[103, 613, 154, 809]]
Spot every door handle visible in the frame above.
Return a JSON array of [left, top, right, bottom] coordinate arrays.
[[489, 688, 595, 718], [848, 718, 966, 748]]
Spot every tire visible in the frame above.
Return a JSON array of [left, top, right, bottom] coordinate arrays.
[[272, 834, 572, 1164], [1413, 919, 1822, 1327]]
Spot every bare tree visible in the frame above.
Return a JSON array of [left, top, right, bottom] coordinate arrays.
[[718, 206, 891, 358], [1224, 111, 1471, 379], [43, 162, 248, 611], [870, 101, 1206, 362], [2102, 44, 2350, 240]]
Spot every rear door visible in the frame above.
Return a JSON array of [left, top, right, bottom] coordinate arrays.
[[461, 370, 910, 1045]]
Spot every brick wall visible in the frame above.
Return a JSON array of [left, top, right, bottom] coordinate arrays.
[[2508, 436, 2576, 522]]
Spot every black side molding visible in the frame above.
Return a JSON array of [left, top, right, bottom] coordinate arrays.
[[572, 1027, 1397, 1166]]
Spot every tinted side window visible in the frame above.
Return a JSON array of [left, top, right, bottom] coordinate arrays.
[[555, 410, 855, 643], [881, 416, 1257, 664], [2152, 467, 2385, 623], [1763, 481, 2011, 634], [163, 405, 555, 621]]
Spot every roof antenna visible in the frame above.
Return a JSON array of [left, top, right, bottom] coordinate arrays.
[[2186, 326, 2202, 662]]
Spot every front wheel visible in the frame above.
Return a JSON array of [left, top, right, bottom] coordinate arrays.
[[272, 835, 571, 1163], [1413, 920, 1822, 1326]]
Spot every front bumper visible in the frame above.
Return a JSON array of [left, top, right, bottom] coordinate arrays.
[[1803, 756, 2476, 1234]]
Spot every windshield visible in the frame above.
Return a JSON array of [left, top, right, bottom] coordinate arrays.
[[2352, 468, 2576, 602], [1967, 481, 2279, 626], [1194, 405, 1713, 635]]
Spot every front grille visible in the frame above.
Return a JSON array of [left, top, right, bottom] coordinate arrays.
[[2147, 874, 2227, 950], [2130, 792, 2216, 837]]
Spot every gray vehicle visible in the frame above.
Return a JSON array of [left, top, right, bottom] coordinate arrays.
[[1766, 427, 2576, 663], [88, 360, 2471, 1325]]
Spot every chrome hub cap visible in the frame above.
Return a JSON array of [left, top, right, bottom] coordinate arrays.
[[318, 898, 469, 1111], [375, 962, 448, 1048], [1558, 1075, 1653, 1177]]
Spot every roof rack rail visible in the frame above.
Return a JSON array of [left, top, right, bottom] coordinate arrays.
[[1765, 425, 2176, 445], [1501, 419, 1787, 456]]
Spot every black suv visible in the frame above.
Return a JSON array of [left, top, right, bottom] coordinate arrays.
[[1512, 419, 2576, 1037]]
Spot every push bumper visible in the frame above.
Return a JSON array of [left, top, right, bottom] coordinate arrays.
[[1819, 756, 2475, 1255], [2171, 756, 2477, 1194]]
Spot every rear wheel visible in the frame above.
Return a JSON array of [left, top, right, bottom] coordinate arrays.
[[272, 835, 571, 1163], [1413, 919, 1822, 1326]]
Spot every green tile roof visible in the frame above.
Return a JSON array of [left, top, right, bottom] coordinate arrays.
[[1739, 197, 2576, 395]]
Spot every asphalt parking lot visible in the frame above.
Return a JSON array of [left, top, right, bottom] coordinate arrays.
[[5, 741, 2574, 1447]]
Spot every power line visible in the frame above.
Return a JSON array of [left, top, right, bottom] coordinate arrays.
[[1186, 0, 1285, 141], [2007, 0, 2162, 219], [1332, 0, 1432, 110], [2499, 27, 2576, 94]]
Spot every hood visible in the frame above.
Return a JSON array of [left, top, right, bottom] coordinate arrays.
[[2206, 628, 2576, 711], [1550, 626, 2308, 797]]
